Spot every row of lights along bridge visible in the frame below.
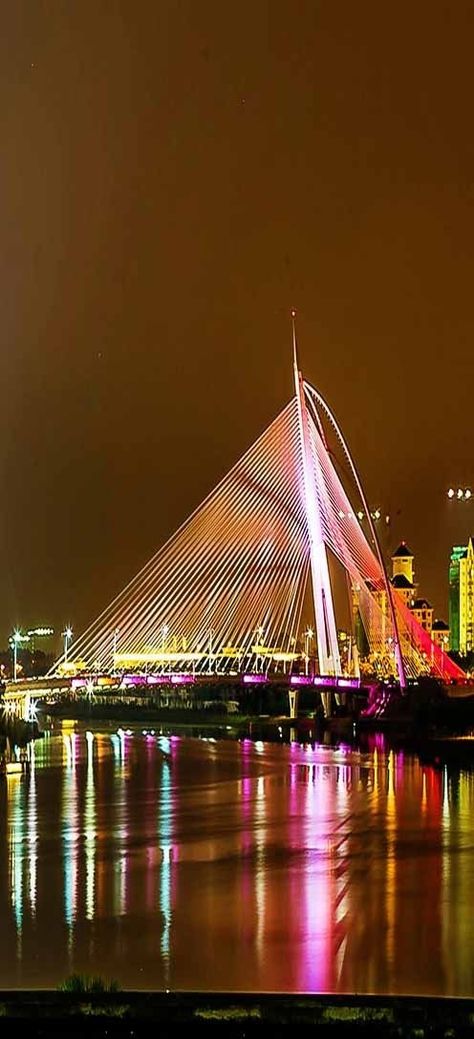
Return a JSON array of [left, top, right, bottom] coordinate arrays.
[[8, 624, 322, 680]]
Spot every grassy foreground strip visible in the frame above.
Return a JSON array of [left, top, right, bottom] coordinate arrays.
[[0, 989, 473, 1034]]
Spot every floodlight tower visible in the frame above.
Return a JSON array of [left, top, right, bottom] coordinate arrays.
[[63, 627, 73, 665], [12, 630, 22, 681], [292, 312, 341, 676]]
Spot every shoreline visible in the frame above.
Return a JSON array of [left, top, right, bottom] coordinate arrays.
[[36, 702, 474, 777], [40, 704, 474, 767], [44, 704, 258, 726], [0, 989, 473, 1035], [3, 696, 473, 774]]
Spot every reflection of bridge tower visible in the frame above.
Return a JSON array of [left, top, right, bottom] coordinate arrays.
[[292, 314, 341, 677]]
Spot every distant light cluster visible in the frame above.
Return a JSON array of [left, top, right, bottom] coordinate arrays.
[[448, 488, 472, 501], [337, 508, 389, 523]]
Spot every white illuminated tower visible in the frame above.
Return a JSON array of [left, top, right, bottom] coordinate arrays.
[[292, 312, 341, 676]]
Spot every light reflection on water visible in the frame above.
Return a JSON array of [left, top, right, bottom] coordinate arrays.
[[1, 723, 474, 994]]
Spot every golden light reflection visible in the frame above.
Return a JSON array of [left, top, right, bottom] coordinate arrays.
[[8, 774, 24, 956], [111, 732, 129, 917], [62, 733, 79, 954], [254, 773, 266, 961], [26, 746, 37, 917], [157, 735, 175, 980], [84, 732, 96, 921], [385, 750, 396, 971], [6, 729, 474, 995]]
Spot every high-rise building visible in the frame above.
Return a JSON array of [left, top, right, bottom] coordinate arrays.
[[449, 538, 474, 655], [449, 546, 464, 651]]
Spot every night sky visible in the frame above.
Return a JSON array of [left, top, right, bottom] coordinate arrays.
[[1, 1, 473, 646]]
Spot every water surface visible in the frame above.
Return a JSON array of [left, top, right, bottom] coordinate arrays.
[[1, 722, 474, 995]]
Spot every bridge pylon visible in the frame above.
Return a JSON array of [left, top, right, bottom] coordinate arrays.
[[292, 312, 341, 677]]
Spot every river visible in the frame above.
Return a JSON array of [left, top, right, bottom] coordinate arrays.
[[1, 720, 474, 995]]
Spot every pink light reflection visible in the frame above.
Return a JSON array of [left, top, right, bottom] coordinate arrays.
[[299, 762, 335, 992]]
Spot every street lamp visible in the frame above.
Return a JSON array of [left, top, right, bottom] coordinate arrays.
[[304, 627, 314, 676], [255, 626, 264, 673], [161, 624, 169, 672], [208, 627, 214, 674], [112, 628, 119, 672], [11, 630, 22, 681], [63, 627, 73, 665]]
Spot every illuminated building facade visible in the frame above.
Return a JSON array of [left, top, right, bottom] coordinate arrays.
[[410, 598, 433, 634], [390, 542, 416, 609], [391, 544, 437, 634], [431, 619, 450, 651], [353, 543, 447, 672], [449, 538, 474, 655], [391, 542, 415, 584], [26, 627, 55, 653]]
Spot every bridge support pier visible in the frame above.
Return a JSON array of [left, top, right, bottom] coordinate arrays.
[[321, 691, 332, 718], [288, 689, 299, 720]]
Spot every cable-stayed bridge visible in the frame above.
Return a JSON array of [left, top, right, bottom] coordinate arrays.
[[44, 319, 462, 696]]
